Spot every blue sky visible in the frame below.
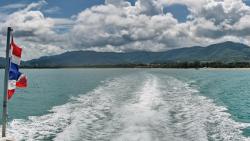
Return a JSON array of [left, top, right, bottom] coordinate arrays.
[[164, 4, 189, 23], [0, 0, 204, 21], [0, 0, 190, 23], [0, 0, 249, 22], [0, 0, 105, 17], [0, 0, 250, 60]]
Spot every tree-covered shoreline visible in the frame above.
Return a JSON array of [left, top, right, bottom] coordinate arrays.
[[14, 61, 250, 68]]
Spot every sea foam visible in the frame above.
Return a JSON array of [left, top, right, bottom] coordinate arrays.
[[5, 73, 250, 141]]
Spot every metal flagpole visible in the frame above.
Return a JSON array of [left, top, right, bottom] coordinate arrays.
[[2, 27, 12, 137]]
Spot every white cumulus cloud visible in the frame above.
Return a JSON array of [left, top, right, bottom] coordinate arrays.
[[1, 0, 250, 60]]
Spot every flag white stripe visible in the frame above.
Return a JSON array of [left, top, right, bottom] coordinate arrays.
[[8, 80, 16, 90], [11, 55, 21, 65]]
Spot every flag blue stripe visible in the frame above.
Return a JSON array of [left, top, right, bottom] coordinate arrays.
[[9, 62, 21, 80]]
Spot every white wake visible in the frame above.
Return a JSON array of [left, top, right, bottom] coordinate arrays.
[[5, 73, 250, 141]]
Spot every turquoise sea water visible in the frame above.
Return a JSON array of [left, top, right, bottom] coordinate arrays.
[[1, 68, 250, 140]]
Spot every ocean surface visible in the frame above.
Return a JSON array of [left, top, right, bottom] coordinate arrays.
[[1, 68, 250, 141]]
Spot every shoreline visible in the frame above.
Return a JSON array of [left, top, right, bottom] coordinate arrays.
[[0, 67, 250, 70]]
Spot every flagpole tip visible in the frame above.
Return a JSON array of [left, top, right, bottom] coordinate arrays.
[[7, 27, 12, 31]]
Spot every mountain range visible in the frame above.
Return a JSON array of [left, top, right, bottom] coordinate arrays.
[[0, 41, 249, 67]]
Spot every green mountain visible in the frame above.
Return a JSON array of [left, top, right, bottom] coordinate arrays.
[[23, 41, 250, 67]]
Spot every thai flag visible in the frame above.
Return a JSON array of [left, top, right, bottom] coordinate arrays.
[[8, 39, 27, 99]]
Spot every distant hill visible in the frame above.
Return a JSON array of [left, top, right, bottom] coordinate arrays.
[[23, 41, 250, 67]]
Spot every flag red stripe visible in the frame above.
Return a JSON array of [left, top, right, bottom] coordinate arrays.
[[8, 89, 15, 100], [16, 75, 27, 88], [11, 42, 22, 58]]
